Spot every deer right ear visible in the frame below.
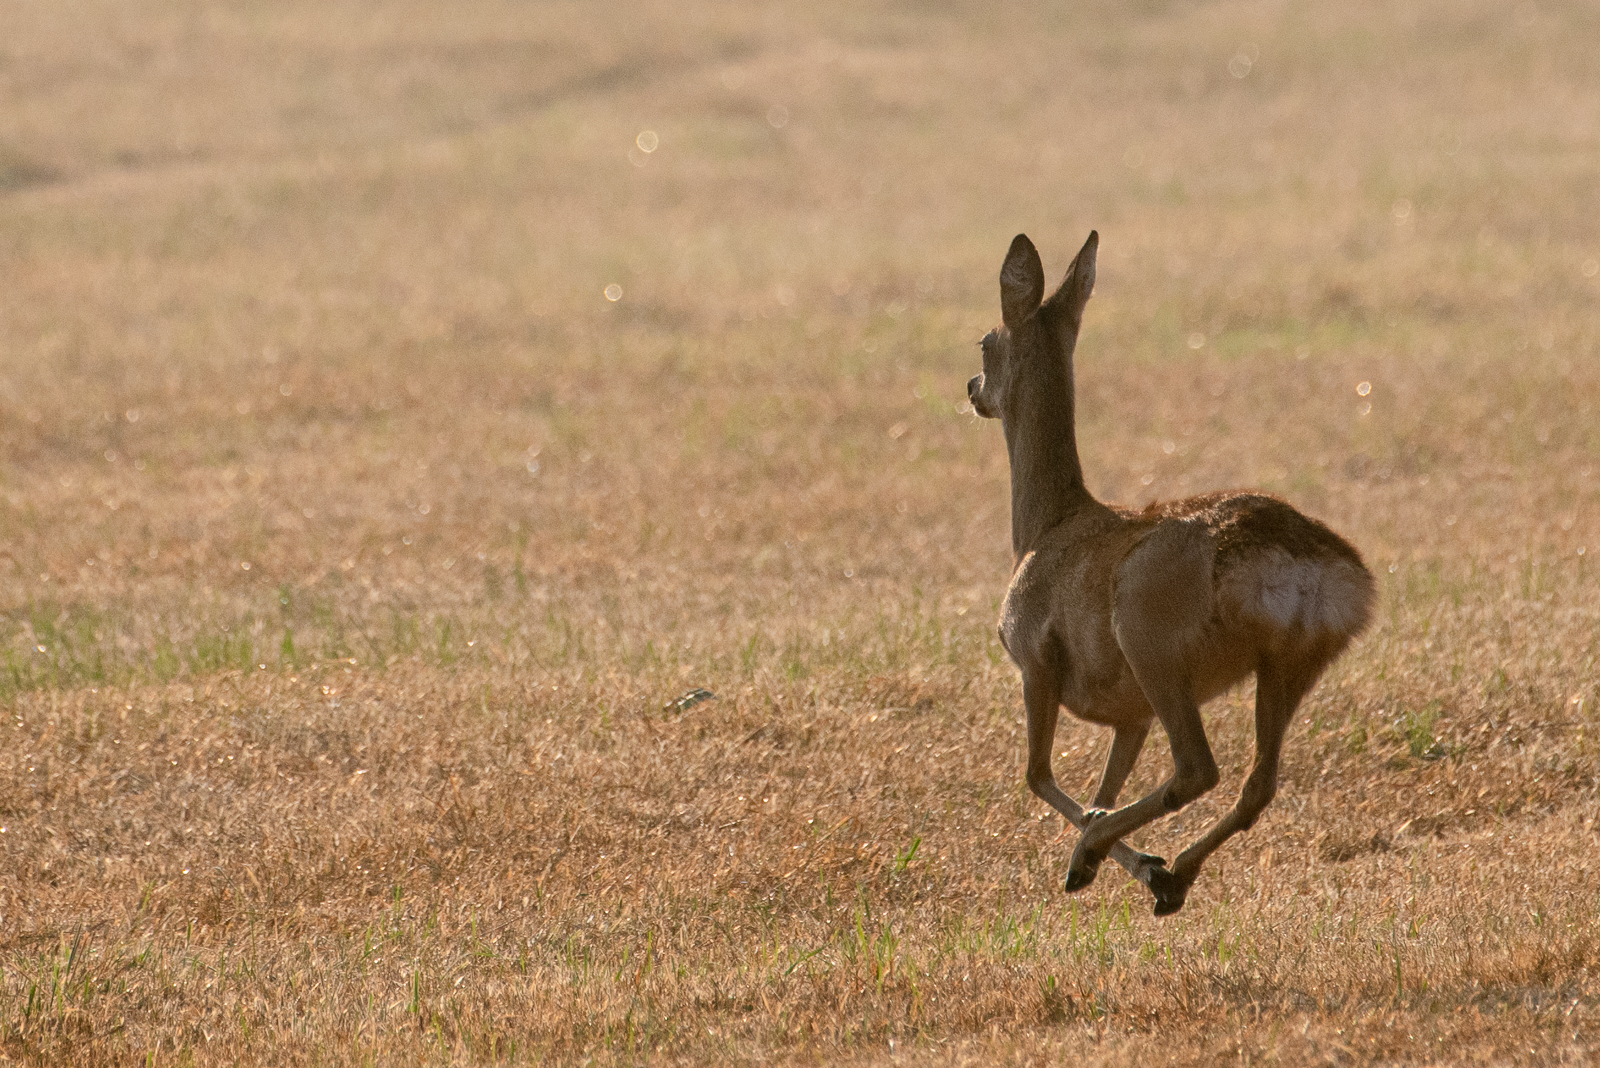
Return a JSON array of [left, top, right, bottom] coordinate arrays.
[[1000, 234, 1045, 329], [1046, 230, 1097, 327]]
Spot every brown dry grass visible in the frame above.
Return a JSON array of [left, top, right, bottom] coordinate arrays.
[[1, 0, 1598, 1063]]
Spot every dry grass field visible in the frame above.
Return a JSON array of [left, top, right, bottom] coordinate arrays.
[[2, 0, 1598, 1063]]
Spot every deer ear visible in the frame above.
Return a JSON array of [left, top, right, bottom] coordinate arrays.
[[1046, 230, 1097, 326], [1000, 234, 1045, 329]]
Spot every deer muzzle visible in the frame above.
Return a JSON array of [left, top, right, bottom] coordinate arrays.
[[967, 373, 995, 418]]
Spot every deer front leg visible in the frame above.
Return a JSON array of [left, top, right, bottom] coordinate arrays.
[[1088, 720, 1151, 813], [1020, 668, 1167, 888]]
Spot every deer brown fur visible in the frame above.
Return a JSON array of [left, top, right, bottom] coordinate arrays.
[[967, 231, 1374, 915]]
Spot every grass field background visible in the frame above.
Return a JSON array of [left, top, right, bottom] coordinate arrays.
[[1, 1, 1598, 1063]]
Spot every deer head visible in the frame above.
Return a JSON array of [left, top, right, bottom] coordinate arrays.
[[967, 231, 1098, 421]]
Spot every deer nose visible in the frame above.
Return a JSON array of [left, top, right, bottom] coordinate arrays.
[[967, 373, 983, 402]]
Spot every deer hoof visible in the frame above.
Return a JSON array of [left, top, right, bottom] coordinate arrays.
[[1064, 862, 1100, 893], [1146, 866, 1189, 916], [1064, 842, 1105, 893]]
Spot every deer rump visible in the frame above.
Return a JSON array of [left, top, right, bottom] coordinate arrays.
[[1123, 490, 1373, 663]]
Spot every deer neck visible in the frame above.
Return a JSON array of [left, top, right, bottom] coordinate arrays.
[[1002, 353, 1093, 559]]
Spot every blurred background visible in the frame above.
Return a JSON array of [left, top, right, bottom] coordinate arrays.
[[3, 0, 1596, 655]]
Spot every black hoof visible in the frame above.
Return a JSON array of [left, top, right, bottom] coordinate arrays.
[[1064, 841, 1105, 893], [1064, 861, 1100, 893], [1146, 866, 1188, 916]]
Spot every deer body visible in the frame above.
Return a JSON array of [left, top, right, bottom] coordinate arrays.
[[969, 232, 1374, 915]]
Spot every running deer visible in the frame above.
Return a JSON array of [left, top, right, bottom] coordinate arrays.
[[966, 232, 1374, 915]]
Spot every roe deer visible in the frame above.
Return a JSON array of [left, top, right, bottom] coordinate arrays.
[[966, 231, 1374, 915]]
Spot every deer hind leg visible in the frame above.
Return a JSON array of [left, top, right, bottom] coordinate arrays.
[[1019, 664, 1167, 884], [1146, 656, 1321, 915], [1068, 521, 1224, 897], [1064, 673, 1217, 895]]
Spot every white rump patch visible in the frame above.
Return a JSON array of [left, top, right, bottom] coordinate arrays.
[[1236, 552, 1374, 638]]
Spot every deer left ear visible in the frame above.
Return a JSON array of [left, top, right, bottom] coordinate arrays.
[[1045, 230, 1097, 328], [1000, 234, 1046, 329]]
